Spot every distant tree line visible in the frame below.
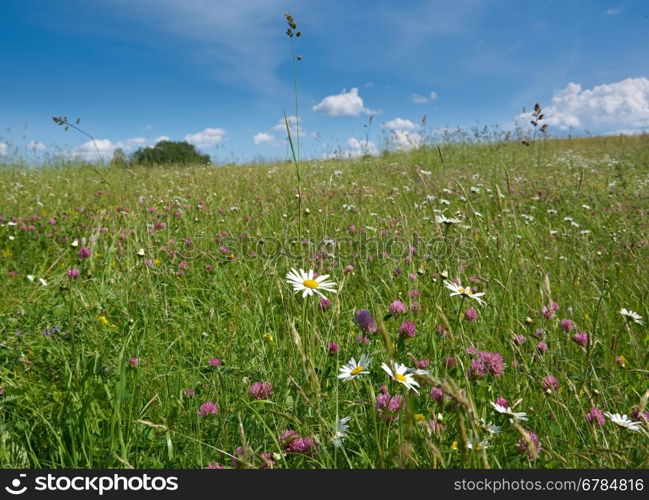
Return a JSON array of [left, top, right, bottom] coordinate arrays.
[[111, 140, 211, 167]]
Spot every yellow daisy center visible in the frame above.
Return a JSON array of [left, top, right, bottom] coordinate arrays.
[[458, 287, 466, 294], [351, 366, 364, 375], [395, 373, 407, 382], [303, 279, 320, 289]]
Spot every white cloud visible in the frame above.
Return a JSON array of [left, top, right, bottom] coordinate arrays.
[[253, 132, 275, 145], [312, 88, 377, 116], [184, 128, 226, 148], [391, 130, 424, 151], [605, 8, 621, 15], [155, 136, 170, 143], [272, 115, 300, 131], [28, 141, 46, 151], [411, 91, 438, 104], [72, 136, 156, 161], [382, 118, 417, 131], [73, 139, 116, 161], [345, 137, 378, 156], [0, 143, 7, 156], [521, 78, 649, 132]]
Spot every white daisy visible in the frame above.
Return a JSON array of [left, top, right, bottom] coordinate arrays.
[[444, 280, 486, 306], [605, 412, 642, 432], [332, 416, 351, 447], [338, 354, 371, 381], [435, 215, 462, 225], [490, 402, 528, 422], [381, 362, 420, 394], [620, 308, 643, 325], [38, 278, 48, 287], [286, 268, 337, 299]]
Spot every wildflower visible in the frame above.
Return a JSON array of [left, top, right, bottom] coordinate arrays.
[[398, 321, 416, 338], [249, 382, 273, 400], [435, 215, 462, 225], [286, 268, 337, 299], [586, 407, 605, 427], [338, 354, 371, 381], [343, 264, 354, 274], [184, 388, 195, 397], [208, 358, 222, 367], [280, 429, 317, 454], [97, 315, 109, 325], [573, 332, 589, 347], [542, 376, 559, 392], [514, 335, 526, 345], [198, 401, 219, 417], [414, 359, 430, 369], [410, 302, 421, 314], [388, 300, 407, 316], [327, 341, 339, 355], [78, 246, 91, 259], [128, 357, 139, 368], [490, 397, 528, 422], [444, 281, 486, 306], [374, 386, 404, 419], [318, 298, 332, 310], [263, 332, 274, 342], [615, 355, 627, 367], [560, 319, 575, 331], [39, 278, 48, 287], [631, 407, 649, 424], [137, 248, 145, 257], [381, 362, 420, 393], [541, 306, 556, 319], [464, 307, 478, 322], [468, 351, 505, 378], [605, 412, 641, 432], [355, 335, 370, 345], [445, 356, 456, 369], [516, 431, 542, 460], [536, 342, 548, 354], [430, 387, 444, 402], [67, 268, 80, 279], [332, 416, 351, 447], [354, 309, 377, 333], [206, 463, 226, 469], [620, 308, 643, 325]]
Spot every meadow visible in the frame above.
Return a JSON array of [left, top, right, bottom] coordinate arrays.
[[0, 135, 648, 468]]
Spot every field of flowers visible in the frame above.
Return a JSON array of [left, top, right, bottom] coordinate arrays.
[[0, 135, 647, 468]]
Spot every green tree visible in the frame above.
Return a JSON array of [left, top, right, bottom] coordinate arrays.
[[131, 141, 210, 166], [110, 147, 128, 167]]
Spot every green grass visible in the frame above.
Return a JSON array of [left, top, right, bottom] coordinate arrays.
[[0, 135, 648, 468]]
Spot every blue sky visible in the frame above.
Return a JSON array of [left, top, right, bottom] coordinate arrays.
[[1, 0, 648, 163]]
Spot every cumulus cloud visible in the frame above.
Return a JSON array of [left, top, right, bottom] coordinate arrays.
[[155, 135, 170, 143], [411, 91, 438, 104], [391, 130, 424, 151], [253, 132, 275, 145], [28, 141, 46, 151], [0, 143, 7, 156], [521, 78, 649, 132], [73, 139, 116, 161], [271, 115, 300, 131], [312, 88, 377, 116], [72, 136, 158, 160], [184, 128, 226, 148], [345, 137, 378, 156], [382, 118, 417, 131]]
